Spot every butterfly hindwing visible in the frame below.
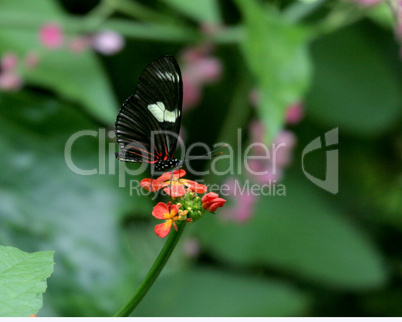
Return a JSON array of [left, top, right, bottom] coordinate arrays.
[[115, 56, 183, 164]]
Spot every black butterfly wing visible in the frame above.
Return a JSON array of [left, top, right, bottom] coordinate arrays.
[[115, 55, 183, 163]]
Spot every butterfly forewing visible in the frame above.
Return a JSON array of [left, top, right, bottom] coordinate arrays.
[[115, 56, 183, 164]]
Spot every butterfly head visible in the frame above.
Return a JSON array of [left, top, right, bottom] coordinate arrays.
[[155, 158, 183, 171]]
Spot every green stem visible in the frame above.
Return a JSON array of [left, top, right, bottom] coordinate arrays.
[[85, 0, 115, 30], [283, 0, 329, 23], [114, 222, 186, 317], [311, 3, 371, 38], [0, 13, 199, 43], [113, 0, 178, 24]]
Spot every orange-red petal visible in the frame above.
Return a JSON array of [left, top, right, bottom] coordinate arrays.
[[184, 180, 207, 194], [207, 198, 226, 212], [163, 184, 188, 197], [140, 178, 163, 192], [154, 220, 172, 238], [152, 202, 170, 219], [169, 203, 180, 216], [157, 169, 186, 183]]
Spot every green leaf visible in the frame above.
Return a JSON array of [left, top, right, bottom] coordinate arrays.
[[161, 0, 221, 24], [26, 50, 117, 124], [306, 24, 402, 137], [196, 171, 387, 290], [0, 0, 61, 15], [101, 19, 198, 42], [134, 267, 311, 316], [368, 2, 395, 29], [234, 0, 312, 143], [0, 246, 54, 317], [0, 0, 117, 124], [0, 91, 152, 315]]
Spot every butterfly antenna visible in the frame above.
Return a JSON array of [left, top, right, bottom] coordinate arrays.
[[150, 169, 154, 196], [186, 144, 227, 162]]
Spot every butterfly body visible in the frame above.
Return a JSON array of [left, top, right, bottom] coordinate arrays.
[[155, 158, 183, 171], [115, 56, 183, 171]]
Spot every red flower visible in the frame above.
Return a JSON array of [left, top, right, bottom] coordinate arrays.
[[140, 169, 207, 197], [201, 192, 226, 212], [152, 202, 180, 238]]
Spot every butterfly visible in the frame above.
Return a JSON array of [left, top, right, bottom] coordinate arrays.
[[115, 55, 183, 172]]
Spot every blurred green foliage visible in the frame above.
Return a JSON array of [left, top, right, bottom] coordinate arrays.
[[0, 0, 401, 317]]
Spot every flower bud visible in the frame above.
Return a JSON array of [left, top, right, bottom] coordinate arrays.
[[178, 210, 188, 221], [286, 102, 304, 125], [201, 192, 226, 213]]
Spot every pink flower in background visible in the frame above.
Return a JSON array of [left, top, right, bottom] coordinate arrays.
[[182, 74, 202, 110], [92, 30, 125, 55], [181, 44, 214, 63], [273, 130, 297, 168], [189, 57, 222, 83], [286, 102, 304, 125], [351, 0, 382, 5], [392, 0, 402, 49], [247, 120, 297, 184], [250, 89, 305, 125], [249, 120, 265, 155], [220, 179, 257, 223], [1, 53, 18, 71], [250, 119, 264, 140], [0, 52, 22, 91], [39, 24, 63, 49], [0, 72, 23, 91], [248, 160, 283, 184], [219, 125, 296, 222], [180, 45, 222, 111]]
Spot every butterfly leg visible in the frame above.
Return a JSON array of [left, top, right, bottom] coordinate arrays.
[[169, 170, 174, 197], [150, 166, 156, 200]]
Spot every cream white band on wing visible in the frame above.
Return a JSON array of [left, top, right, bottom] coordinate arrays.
[[156, 71, 179, 83], [147, 101, 180, 123]]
